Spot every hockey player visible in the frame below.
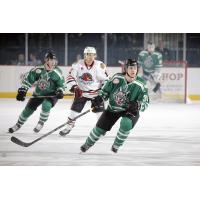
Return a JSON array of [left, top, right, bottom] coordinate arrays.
[[138, 41, 163, 95], [80, 59, 149, 153], [59, 46, 108, 136], [8, 52, 65, 133]]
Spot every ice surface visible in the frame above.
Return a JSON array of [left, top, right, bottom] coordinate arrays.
[[0, 99, 200, 166]]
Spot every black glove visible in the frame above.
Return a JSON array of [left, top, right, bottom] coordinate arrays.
[[126, 101, 141, 117], [91, 96, 103, 110], [56, 89, 64, 99], [70, 85, 82, 99], [153, 82, 161, 92], [16, 87, 27, 101]]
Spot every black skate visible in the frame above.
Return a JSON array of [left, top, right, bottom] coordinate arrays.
[[111, 145, 119, 153], [80, 143, 92, 153], [33, 121, 44, 133], [59, 128, 71, 136], [8, 123, 21, 133]]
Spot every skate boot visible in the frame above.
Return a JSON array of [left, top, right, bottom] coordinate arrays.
[[59, 119, 75, 136], [8, 123, 21, 133], [80, 143, 92, 153], [33, 121, 44, 133], [111, 145, 119, 153]]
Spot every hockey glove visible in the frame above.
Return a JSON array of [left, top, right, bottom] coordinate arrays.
[[91, 96, 103, 112], [16, 87, 27, 101], [70, 85, 82, 99], [126, 101, 141, 117], [55, 89, 64, 99], [153, 82, 161, 93]]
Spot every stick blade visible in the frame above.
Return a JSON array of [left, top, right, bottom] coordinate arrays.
[[11, 136, 30, 147]]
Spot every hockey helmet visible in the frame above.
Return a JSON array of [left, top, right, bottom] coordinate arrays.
[[125, 59, 138, 69], [124, 59, 139, 75], [84, 46, 96, 54], [44, 52, 57, 60]]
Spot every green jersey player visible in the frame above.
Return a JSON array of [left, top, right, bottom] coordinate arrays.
[[138, 42, 163, 94], [80, 59, 149, 153], [8, 52, 65, 133]]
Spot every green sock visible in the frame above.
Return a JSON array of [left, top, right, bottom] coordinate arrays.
[[86, 127, 106, 146], [18, 107, 34, 125], [113, 117, 132, 147]]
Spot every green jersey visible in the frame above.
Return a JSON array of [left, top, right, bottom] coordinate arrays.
[[138, 50, 163, 73], [21, 65, 65, 96], [99, 73, 149, 113]]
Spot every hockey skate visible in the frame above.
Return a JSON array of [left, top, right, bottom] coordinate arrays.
[[8, 123, 21, 133], [80, 143, 92, 153], [33, 121, 44, 133], [111, 145, 119, 153], [59, 119, 75, 136]]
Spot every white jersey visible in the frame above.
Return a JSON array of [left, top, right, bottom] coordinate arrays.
[[66, 59, 108, 98]]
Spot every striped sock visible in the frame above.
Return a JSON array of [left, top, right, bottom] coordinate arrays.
[[17, 108, 34, 125], [86, 127, 106, 146], [113, 128, 130, 147], [39, 111, 50, 123]]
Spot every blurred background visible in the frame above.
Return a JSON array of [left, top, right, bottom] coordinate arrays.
[[0, 33, 200, 102], [0, 33, 199, 66]]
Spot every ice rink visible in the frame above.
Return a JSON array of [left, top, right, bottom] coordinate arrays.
[[0, 98, 200, 166]]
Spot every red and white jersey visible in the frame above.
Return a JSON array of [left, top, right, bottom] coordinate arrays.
[[66, 59, 108, 98]]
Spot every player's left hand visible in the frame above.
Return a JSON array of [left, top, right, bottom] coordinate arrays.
[[126, 101, 140, 116], [55, 89, 64, 99]]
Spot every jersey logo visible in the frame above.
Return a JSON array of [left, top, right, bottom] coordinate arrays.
[[38, 79, 50, 90], [79, 73, 93, 85], [144, 56, 153, 68], [36, 69, 42, 74], [100, 63, 106, 69], [113, 78, 119, 84], [113, 87, 128, 106]]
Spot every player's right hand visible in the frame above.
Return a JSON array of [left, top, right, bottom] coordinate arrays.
[[70, 85, 82, 99], [16, 87, 27, 101], [91, 96, 103, 110]]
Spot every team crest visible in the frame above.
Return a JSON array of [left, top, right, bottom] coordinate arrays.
[[79, 73, 93, 85], [144, 56, 153, 68], [38, 79, 50, 90], [113, 87, 128, 106], [114, 91, 126, 106]]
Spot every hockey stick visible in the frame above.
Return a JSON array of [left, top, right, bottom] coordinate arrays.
[[10, 108, 93, 147], [30, 95, 56, 98], [118, 60, 125, 66], [30, 94, 69, 98]]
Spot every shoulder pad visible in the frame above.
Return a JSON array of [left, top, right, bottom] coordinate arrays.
[[136, 76, 147, 85], [53, 68, 63, 79], [100, 62, 106, 69], [30, 65, 44, 72]]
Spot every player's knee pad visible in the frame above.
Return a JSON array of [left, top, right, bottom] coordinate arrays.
[[42, 101, 52, 112], [22, 106, 35, 118], [120, 117, 133, 132], [95, 126, 106, 136]]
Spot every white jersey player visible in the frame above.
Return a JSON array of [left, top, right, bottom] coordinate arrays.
[[59, 46, 108, 136]]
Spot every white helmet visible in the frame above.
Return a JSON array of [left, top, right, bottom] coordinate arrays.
[[84, 46, 96, 54]]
